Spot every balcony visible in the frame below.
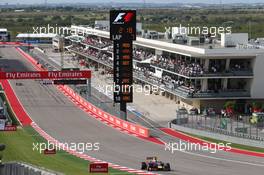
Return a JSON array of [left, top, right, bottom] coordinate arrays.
[[134, 71, 251, 99], [70, 47, 251, 99], [151, 63, 253, 79], [203, 69, 253, 78]]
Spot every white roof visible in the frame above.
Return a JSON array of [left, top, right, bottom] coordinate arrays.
[[0, 28, 7, 32], [71, 25, 264, 57], [16, 33, 57, 38]]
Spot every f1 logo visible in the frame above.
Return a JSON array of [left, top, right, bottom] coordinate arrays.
[[110, 10, 136, 41], [113, 12, 134, 24], [113, 13, 126, 23]]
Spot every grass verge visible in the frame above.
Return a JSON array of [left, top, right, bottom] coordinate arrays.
[[0, 126, 134, 175]]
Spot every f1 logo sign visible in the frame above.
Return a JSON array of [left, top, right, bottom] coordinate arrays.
[[113, 12, 134, 24], [110, 10, 136, 41]]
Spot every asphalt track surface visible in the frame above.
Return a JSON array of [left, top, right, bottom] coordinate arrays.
[[0, 47, 264, 175]]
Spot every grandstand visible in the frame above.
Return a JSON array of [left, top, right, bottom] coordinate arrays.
[[66, 25, 264, 112]]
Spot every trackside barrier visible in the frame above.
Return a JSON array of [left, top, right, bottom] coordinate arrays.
[[0, 162, 61, 175], [0, 42, 30, 46], [60, 85, 149, 137], [0, 79, 32, 126], [15, 47, 150, 138], [16, 47, 39, 67]]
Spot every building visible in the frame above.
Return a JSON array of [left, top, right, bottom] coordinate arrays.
[[52, 35, 64, 52], [16, 33, 57, 44], [0, 28, 10, 42], [67, 25, 264, 112]]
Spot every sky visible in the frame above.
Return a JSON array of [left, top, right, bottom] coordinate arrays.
[[1, 0, 264, 5]]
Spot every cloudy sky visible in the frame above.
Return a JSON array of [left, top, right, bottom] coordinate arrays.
[[1, 0, 263, 5]]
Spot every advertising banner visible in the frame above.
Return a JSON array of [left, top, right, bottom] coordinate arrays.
[[0, 70, 91, 80], [89, 163, 108, 173]]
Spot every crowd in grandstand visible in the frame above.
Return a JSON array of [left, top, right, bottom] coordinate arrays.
[[134, 66, 200, 94], [209, 61, 251, 73], [68, 36, 248, 97], [107, 45, 113, 53], [230, 62, 251, 72], [133, 48, 155, 61], [69, 46, 112, 66], [81, 36, 204, 77], [69, 43, 203, 95], [151, 55, 204, 77], [82, 36, 112, 49]]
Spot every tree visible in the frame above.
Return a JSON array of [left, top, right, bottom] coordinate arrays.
[[184, 15, 192, 22], [17, 18, 24, 23], [252, 102, 263, 112], [200, 15, 207, 22], [224, 101, 236, 115]]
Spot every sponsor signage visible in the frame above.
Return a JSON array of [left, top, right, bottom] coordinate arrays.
[[53, 79, 87, 85], [0, 42, 25, 45], [0, 70, 91, 80], [89, 163, 108, 173], [44, 148, 56, 155], [110, 10, 136, 41], [3, 125, 17, 131]]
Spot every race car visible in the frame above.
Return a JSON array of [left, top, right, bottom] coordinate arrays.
[[141, 157, 171, 171]]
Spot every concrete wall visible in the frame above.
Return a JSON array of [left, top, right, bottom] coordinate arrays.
[[0, 162, 61, 175], [200, 99, 226, 111], [221, 33, 248, 47], [251, 54, 264, 98]]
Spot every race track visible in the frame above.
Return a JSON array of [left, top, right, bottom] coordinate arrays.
[[0, 47, 263, 175]]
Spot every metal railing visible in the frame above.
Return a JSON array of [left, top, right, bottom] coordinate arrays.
[[0, 162, 63, 175], [173, 114, 264, 141], [152, 63, 253, 78]]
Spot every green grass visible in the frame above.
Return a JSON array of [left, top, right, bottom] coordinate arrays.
[[2, 8, 264, 39], [0, 126, 134, 175], [184, 131, 264, 153], [0, 81, 132, 174]]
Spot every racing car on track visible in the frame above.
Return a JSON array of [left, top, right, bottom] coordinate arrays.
[[141, 157, 171, 171]]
